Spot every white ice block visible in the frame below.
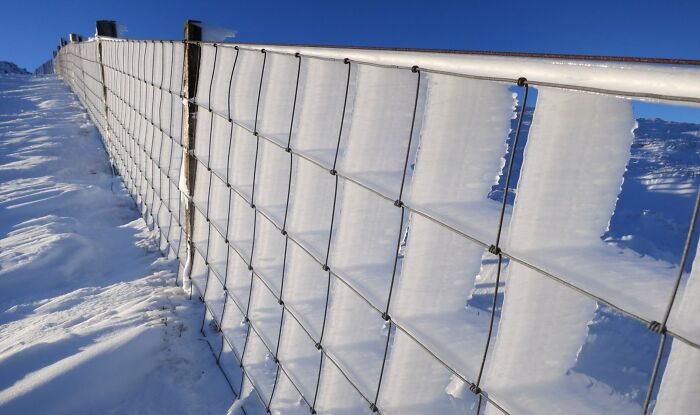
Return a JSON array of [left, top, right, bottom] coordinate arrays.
[[654, 240, 700, 414], [485, 88, 640, 414]]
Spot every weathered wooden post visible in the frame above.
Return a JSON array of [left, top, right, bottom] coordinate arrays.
[[182, 20, 202, 287], [96, 20, 118, 38], [69, 33, 79, 43], [95, 20, 118, 174]]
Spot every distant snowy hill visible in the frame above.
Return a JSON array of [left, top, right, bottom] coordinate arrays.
[[0, 61, 29, 75]]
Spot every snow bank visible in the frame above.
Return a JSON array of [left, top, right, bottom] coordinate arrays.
[[0, 74, 232, 414]]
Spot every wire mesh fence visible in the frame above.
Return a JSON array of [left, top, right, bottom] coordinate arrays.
[[52, 26, 700, 415], [34, 59, 54, 75]]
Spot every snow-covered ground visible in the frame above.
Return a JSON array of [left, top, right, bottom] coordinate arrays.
[[0, 74, 233, 414]]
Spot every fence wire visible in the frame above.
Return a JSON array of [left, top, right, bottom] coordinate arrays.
[[53, 35, 700, 415]]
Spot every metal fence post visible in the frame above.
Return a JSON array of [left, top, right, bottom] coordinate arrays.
[[182, 20, 202, 287]]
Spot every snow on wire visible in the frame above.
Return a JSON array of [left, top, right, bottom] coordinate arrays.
[[52, 34, 700, 415]]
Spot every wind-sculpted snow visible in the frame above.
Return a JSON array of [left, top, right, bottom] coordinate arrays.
[[0, 75, 232, 414]]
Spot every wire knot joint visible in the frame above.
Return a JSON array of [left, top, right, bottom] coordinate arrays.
[[648, 320, 666, 334]]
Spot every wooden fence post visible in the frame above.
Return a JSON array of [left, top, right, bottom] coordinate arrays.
[[95, 20, 118, 173], [182, 20, 202, 285], [96, 20, 118, 38]]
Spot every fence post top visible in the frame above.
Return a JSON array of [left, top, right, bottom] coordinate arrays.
[[96, 20, 118, 38], [184, 20, 202, 41]]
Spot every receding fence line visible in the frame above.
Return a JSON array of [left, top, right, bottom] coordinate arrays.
[[52, 21, 700, 415]]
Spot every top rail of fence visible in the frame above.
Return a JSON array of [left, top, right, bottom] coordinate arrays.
[[89, 35, 700, 105]]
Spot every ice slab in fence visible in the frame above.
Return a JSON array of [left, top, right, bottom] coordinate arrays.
[[378, 329, 478, 415], [192, 159, 211, 214], [240, 377, 269, 414], [286, 157, 336, 259], [226, 247, 253, 313], [292, 58, 351, 167], [248, 276, 283, 351], [389, 213, 488, 381], [196, 44, 217, 109], [328, 180, 402, 308], [204, 272, 227, 322], [484, 87, 654, 414], [207, 222, 229, 280], [194, 107, 213, 166], [269, 370, 310, 414], [228, 124, 257, 201], [277, 314, 322, 400], [172, 43, 185, 96], [153, 42, 163, 87], [145, 42, 155, 84], [158, 131, 173, 174], [190, 247, 209, 295], [500, 87, 678, 323], [151, 129, 163, 169], [230, 49, 265, 130], [161, 42, 175, 90], [282, 243, 330, 340], [255, 139, 291, 225], [220, 338, 245, 393], [144, 84, 154, 122], [252, 214, 286, 296], [167, 181, 183, 222], [654, 339, 700, 414], [210, 46, 238, 116], [338, 64, 420, 200], [321, 278, 388, 400], [314, 356, 373, 415], [258, 53, 300, 145], [655, 243, 700, 413], [667, 241, 700, 344], [208, 172, 230, 236], [242, 329, 278, 404], [406, 73, 515, 245], [227, 190, 255, 260], [209, 113, 233, 178], [221, 294, 249, 360]]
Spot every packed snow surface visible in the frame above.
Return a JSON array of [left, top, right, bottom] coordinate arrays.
[[0, 74, 233, 414]]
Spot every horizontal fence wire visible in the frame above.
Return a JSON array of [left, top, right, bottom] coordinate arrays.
[[53, 35, 700, 415]]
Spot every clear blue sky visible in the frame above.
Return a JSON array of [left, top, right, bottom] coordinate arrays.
[[2, 0, 699, 121]]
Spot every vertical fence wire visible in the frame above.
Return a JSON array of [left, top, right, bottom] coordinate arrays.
[[473, 79, 529, 414], [641, 184, 700, 413]]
